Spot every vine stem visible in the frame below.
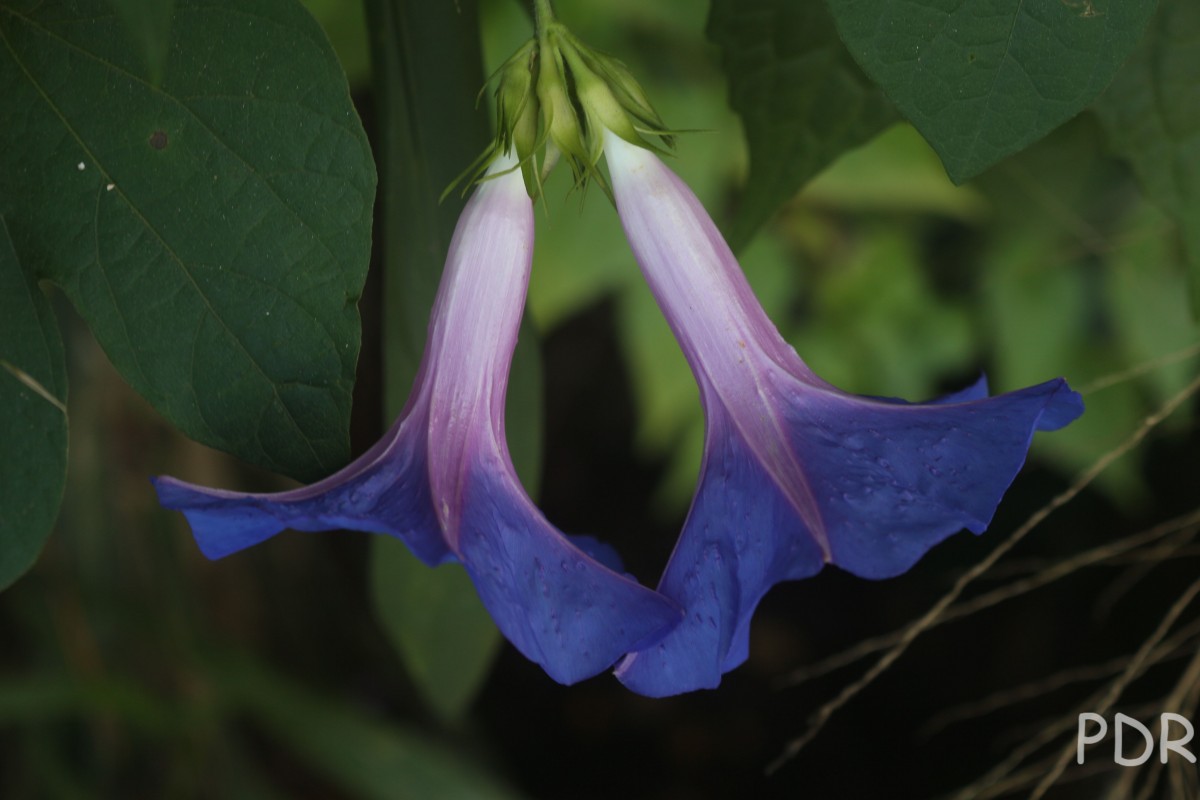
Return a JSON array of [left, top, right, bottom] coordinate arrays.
[[533, 0, 555, 38]]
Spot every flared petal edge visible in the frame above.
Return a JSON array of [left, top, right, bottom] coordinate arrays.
[[618, 376, 1083, 696]]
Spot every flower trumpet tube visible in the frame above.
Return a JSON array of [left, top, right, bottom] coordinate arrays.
[[153, 153, 681, 686], [602, 131, 1084, 697]]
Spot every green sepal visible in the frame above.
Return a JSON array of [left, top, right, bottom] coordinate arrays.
[[459, 6, 676, 199]]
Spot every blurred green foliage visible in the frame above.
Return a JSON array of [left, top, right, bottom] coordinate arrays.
[[1093, 0, 1200, 312]]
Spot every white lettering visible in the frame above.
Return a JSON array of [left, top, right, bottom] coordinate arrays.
[[1115, 713, 1154, 766], [1160, 713, 1197, 764], [1078, 713, 1107, 764]]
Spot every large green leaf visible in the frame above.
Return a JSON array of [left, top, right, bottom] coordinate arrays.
[[824, 0, 1158, 182], [708, 0, 896, 248], [0, 219, 68, 590], [0, 0, 375, 483], [365, 0, 515, 721], [1092, 0, 1200, 312], [367, 0, 492, 406], [370, 542, 503, 723]]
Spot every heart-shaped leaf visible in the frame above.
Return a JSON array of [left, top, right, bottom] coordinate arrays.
[[0, 0, 376, 483], [825, 0, 1158, 182]]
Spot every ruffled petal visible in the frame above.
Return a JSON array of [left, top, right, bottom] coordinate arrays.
[[151, 412, 451, 566], [615, 407, 825, 696], [154, 406, 682, 687], [618, 374, 1083, 696], [458, 455, 681, 685], [788, 376, 1083, 578]]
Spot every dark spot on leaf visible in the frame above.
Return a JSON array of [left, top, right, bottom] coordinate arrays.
[[149, 130, 168, 150], [968, 53, 976, 63]]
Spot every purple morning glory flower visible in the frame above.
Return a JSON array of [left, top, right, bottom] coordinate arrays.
[[601, 132, 1084, 697], [153, 153, 681, 686]]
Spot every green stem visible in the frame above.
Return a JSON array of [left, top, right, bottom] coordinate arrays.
[[533, 0, 555, 38]]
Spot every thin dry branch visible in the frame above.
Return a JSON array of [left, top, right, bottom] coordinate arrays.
[[777, 508, 1200, 690]]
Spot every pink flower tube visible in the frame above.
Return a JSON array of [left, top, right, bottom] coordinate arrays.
[[154, 154, 681, 686]]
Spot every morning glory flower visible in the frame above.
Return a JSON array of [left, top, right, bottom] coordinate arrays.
[[153, 153, 681, 686], [602, 131, 1085, 697]]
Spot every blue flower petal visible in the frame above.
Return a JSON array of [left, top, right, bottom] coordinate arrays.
[[796, 377, 1083, 578], [618, 377, 1083, 696], [566, 534, 626, 573], [152, 417, 452, 566], [459, 460, 682, 685], [155, 421, 681, 687], [615, 409, 826, 696]]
